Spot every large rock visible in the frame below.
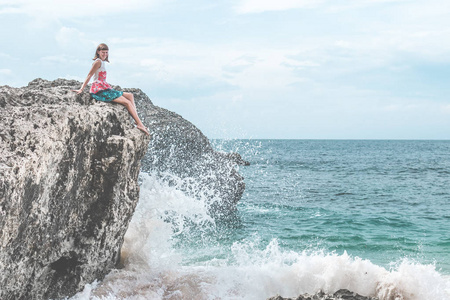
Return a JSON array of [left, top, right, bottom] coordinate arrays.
[[0, 78, 150, 299], [128, 87, 247, 216], [0, 78, 246, 299]]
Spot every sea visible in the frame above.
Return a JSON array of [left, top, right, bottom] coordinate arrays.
[[71, 139, 450, 300]]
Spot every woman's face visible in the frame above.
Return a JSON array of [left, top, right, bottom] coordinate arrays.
[[98, 50, 108, 61]]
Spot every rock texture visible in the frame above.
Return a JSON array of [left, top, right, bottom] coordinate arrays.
[[0, 78, 150, 299], [0, 78, 246, 299], [130, 86, 247, 216], [268, 289, 378, 300]]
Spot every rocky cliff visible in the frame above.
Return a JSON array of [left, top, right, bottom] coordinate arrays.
[[0, 78, 151, 299], [0, 78, 246, 299]]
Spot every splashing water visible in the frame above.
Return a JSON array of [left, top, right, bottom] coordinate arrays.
[[70, 170, 450, 300]]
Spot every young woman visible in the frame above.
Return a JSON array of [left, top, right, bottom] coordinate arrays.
[[73, 43, 149, 135]]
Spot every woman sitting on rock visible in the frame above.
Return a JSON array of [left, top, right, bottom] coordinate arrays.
[[73, 43, 149, 135]]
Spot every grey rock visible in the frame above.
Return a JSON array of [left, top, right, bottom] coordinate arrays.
[[0, 78, 150, 299], [267, 289, 378, 300], [127, 86, 247, 216], [0, 78, 246, 299]]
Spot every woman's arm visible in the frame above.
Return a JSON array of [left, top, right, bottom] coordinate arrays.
[[72, 60, 102, 94]]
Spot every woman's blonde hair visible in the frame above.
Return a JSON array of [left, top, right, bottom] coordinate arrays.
[[93, 43, 109, 62]]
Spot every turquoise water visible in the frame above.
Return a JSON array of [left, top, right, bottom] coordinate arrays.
[[215, 140, 450, 273], [74, 139, 450, 299]]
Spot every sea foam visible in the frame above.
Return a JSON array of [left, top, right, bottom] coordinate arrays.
[[71, 173, 450, 300]]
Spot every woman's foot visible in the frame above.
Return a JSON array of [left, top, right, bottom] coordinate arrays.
[[136, 124, 150, 136]]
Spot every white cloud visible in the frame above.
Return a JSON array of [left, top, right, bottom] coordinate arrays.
[[235, 0, 323, 14], [0, 52, 12, 59], [104, 37, 314, 101], [54, 26, 95, 58], [140, 58, 169, 81], [39, 55, 79, 64], [0, 7, 20, 14], [222, 55, 258, 73], [0, 69, 11, 75], [0, 0, 164, 20], [282, 59, 320, 69], [56, 27, 85, 47], [442, 104, 450, 114]]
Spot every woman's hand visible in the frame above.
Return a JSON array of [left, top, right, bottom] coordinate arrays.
[[72, 89, 83, 94]]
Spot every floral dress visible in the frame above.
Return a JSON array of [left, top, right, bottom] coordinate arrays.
[[90, 58, 123, 102]]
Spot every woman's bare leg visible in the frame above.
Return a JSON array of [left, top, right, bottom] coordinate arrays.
[[122, 92, 136, 110], [112, 95, 149, 135], [122, 92, 139, 125]]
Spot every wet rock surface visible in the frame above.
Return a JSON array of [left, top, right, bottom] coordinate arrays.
[[268, 289, 378, 300], [131, 85, 247, 216]]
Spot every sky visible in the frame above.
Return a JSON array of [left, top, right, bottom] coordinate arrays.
[[1, 0, 450, 139]]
